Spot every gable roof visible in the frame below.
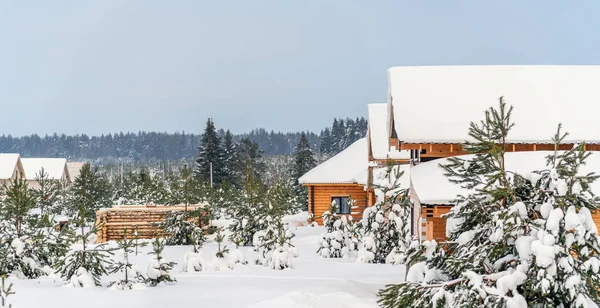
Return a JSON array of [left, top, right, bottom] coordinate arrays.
[[410, 151, 600, 205], [388, 65, 600, 144], [67, 162, 84, 181], [0, 154, 21, 179], [368, 103, 410, 160], [22, 158, 68, 180], [299, 138, 368, 185]]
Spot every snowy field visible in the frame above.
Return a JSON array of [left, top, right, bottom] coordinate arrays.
[[7, 221, 406, 308]]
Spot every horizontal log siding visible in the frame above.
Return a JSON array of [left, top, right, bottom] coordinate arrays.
[[309, 184, 368, 225]]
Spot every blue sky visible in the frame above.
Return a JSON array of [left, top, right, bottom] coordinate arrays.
[[1, 1, 599, 136]]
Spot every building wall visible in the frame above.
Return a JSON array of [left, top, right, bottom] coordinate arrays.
[[307, 184, 369, 225]]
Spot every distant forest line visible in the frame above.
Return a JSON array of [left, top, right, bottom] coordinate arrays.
[[0, 117, 367, 162]]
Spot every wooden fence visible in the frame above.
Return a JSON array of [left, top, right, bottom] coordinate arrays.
[[95, 204, 207, 243]]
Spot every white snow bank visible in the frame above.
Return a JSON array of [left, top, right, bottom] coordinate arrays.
[[283, 212, 310, 226], [248, 291, 378, 308]]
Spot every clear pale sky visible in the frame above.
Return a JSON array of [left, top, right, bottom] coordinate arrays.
[[1, 1, 599, 136]]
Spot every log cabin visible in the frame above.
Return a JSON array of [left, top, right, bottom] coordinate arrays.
[[299, 103, 411, 225], [384, 65, 600, 241], [299, 138, 370, 225]]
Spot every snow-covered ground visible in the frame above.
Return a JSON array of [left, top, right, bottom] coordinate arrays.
[[7, 223, 406, 308]]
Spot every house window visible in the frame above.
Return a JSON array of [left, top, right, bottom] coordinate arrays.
[[331, 197, 351, 214]]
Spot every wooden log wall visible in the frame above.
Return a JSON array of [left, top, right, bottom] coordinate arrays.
[[308, 184, 369, 225], [95, 204, 206, 243], [400, 142, 600, 159]]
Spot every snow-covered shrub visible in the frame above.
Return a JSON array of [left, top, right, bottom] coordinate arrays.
[[182, 251, 206, 272], [227, 180, 270, 246], [68, 267, 96, 288], [146, 238, 176, 286], [378, 100, 600, 307], [253, 216, 296, 270], [357, 165, 411, 264], [317, 203, 358, 258]]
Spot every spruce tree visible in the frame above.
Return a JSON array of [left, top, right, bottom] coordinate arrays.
[[196, 118, 225, 186], [223, 130, 238, 185], [319, 128, 333, 154], [292, 134, 316, 210], [234, 137, 266, 186], [378, 98, 600, 307], [67, 163, 112, 223]]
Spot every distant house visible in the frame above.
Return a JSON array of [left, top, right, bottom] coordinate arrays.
[[67, 162, 84, 181], [0, 154, 25, 185], [21, 158, 71, 189]]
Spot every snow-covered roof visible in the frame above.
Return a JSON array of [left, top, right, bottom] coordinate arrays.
[[67, 162, 84, 181], [0, 154, 20, 179], [388, 65, 600, 144], [411, 151, 600, 205], [368, 104, 389, 160], [368, 103, 410, 160], [299, 138, 368, 185], [22, 158, 68, 180]]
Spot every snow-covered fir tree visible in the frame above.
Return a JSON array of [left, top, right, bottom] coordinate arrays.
[[108, 230, 145, 290], [156, 208, 207, 246], [357, 164, 412, 264], [378, 99, 600, 307], [228, 172, 269, 246], [319, 128, 333, 154], [196, 118, 225, 185], [317, 201, 357, 258], [57, 178, 114, 287], [146, 237, 176, 286]]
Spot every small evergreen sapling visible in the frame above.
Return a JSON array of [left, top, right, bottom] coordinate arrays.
[[210, 228, 234, 271], [108, 230, 145, 290], [0, 275, 13, 308], [253, 215, 296, 270], [317, 202, 356, 258], [146, 237, 176, 286]]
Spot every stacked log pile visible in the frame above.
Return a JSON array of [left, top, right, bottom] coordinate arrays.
[[95, 204, 207, 243]]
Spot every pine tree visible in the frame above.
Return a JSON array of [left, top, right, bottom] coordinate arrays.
[[107, 230, 145, 290], [378, 98, 600, 307], [196, 118, 225, 186], [31, 167, 61, 221], [253, 215, 296, 270], [146, 237, 176, 286], [1, 178, 36, 238], [228, 172, 268, 246], [67, 163, 112, 223], [331, 119, 345, 153]]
